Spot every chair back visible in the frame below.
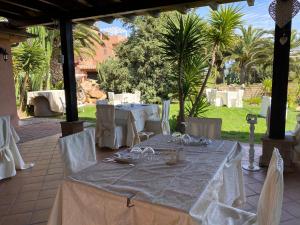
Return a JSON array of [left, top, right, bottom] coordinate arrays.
[[126, 111, 140, 146], [59, 128, 97, 176], [186, 117, 222, 139], [161, 100, 171, 135], [59, 97, 66, 113], [95, 104, 116, 147], [108, 92, 115, 101], [134, 90, 141, 103], [257, 148, 284, 225], [0, 116, 10, 154]]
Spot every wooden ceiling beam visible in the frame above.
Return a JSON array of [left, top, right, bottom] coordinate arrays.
[[247, 0, 255, 6]]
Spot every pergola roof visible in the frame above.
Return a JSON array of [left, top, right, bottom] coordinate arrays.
[[0, 0, 247, 28]]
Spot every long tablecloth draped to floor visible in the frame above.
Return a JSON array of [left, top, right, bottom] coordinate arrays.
[[47, 135, 245, 225]]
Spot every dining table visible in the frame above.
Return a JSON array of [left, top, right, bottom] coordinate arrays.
[[113, 103, 160, 132], [27, 90, 65, 113], [47, 134, 245, 225]]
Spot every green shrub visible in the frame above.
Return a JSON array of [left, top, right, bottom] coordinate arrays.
[[245, 97, 261, 105], [262, 78, 272, 96]]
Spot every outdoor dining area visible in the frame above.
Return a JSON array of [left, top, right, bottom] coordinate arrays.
[[1, 0, 300, 225]]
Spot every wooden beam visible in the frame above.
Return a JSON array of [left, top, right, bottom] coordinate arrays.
[[59, 18, 79, 122], [269, 21, 292, 139], [247, 0, 255, 6], [208, 2, 219, 11]]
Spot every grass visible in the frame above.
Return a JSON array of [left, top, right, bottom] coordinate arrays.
[[79, 103, 298, 143]]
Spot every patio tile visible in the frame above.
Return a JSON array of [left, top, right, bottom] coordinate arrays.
[[38, 188, 58, 200], [16, 191, 39, 203], [44, 174, 63, 183], [23, 176, 44, 185], [283, 202, 300, 217], [21, 183, 43, 193], [0, 205, 10, 217], [34, 198, 55, 211], [30, 209, 50, 224], [281, 210, 297, 222], [281, 219, 300, 225], [246, 182, 263, 194], [0, 212, 32, 225], [0, 194, 17, 206], [9, 201, 35, 214]]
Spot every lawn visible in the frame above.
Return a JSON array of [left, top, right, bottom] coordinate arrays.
[[79, 103, 298, 143]]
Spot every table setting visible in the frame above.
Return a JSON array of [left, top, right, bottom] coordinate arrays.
[[48, 133, 245, 225]]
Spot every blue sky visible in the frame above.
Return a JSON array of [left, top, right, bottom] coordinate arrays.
[[97, 0, 300, 34]]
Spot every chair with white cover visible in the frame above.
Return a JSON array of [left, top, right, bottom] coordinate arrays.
[[58, 128, 97, 176], [95, 104, 125, 149], [0, 116, 16, 180], [205, 88, 212, 103], [186, 117, 222, 139], [201, 148, 284, 225], [134, 90, 141, 103], [108, 92, 114, 102], [237, 89, 244, 108], [144, 100, 171, 135]]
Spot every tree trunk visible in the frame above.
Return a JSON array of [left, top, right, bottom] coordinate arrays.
[[189, 45, 217, 117], [50, 39, 63, 86], [19, 73, 29, 112], [176, 56, 185, 133], [215, 59, 224, 84], [239, 65, 246, 84]]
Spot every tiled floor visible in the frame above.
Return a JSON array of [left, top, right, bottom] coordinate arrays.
[[0, 122, 300, 225]]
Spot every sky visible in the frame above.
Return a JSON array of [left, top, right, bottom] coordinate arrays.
[[97, 0, 300, 35]]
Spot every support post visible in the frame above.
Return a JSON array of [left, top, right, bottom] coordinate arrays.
[[59, 19, 83, 136], [59, 18, 78, 122], [269, 21, 292, 139]]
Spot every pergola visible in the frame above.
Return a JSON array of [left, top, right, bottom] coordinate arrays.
[[0, 0, 294, 166]]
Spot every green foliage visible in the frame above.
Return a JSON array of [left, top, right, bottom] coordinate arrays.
[[228, 26, 272, 84], [97, 58, 130, 93], [160, 13, 206, 131], [262, 78, 272, 96], [13, 40, 46, 111], [97, 14, 175, 103], [190, 5, 243, 116], [185, 97, 210, 117], [244, 97, 261, 105]]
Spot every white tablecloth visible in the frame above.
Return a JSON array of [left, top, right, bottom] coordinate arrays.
[[47, 135, 245, 225], [115, 104, 160, 131], [206, 89, 243, 108], [27, 90, 65, 113]]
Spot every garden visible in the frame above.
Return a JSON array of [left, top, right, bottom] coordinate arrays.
[[9, 5, 300, 143]]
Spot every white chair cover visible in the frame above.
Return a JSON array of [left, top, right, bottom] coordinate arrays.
[[161, 100, 170, 135], [257, 148, 284, 225], [108, 92, 114, 101], [219, 143, 246, 207], [134, 90, 141, 103], [0, 116, 16, 180], [0, 116, 34, 180], [202, 149, 284, 225], [205, 88, 212, 103], [210, 89, 218, 106], [59, 128, 97, 176], [95, 104, 124, 149], [227, 91, 238, 108], [126, 111, 140, 147], [187, 117, 222, 139], [237, 89, 244, 108]]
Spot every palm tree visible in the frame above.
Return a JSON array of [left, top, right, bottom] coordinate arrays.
[[160, 13, 204, 132], [189, 6, 242, 116], [46, 23, 104, 86], [229, 26, 271, 84], [13, 41, 46, 111]]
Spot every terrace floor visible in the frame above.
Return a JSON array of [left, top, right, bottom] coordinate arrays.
[[0, 119, 299, 225]]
